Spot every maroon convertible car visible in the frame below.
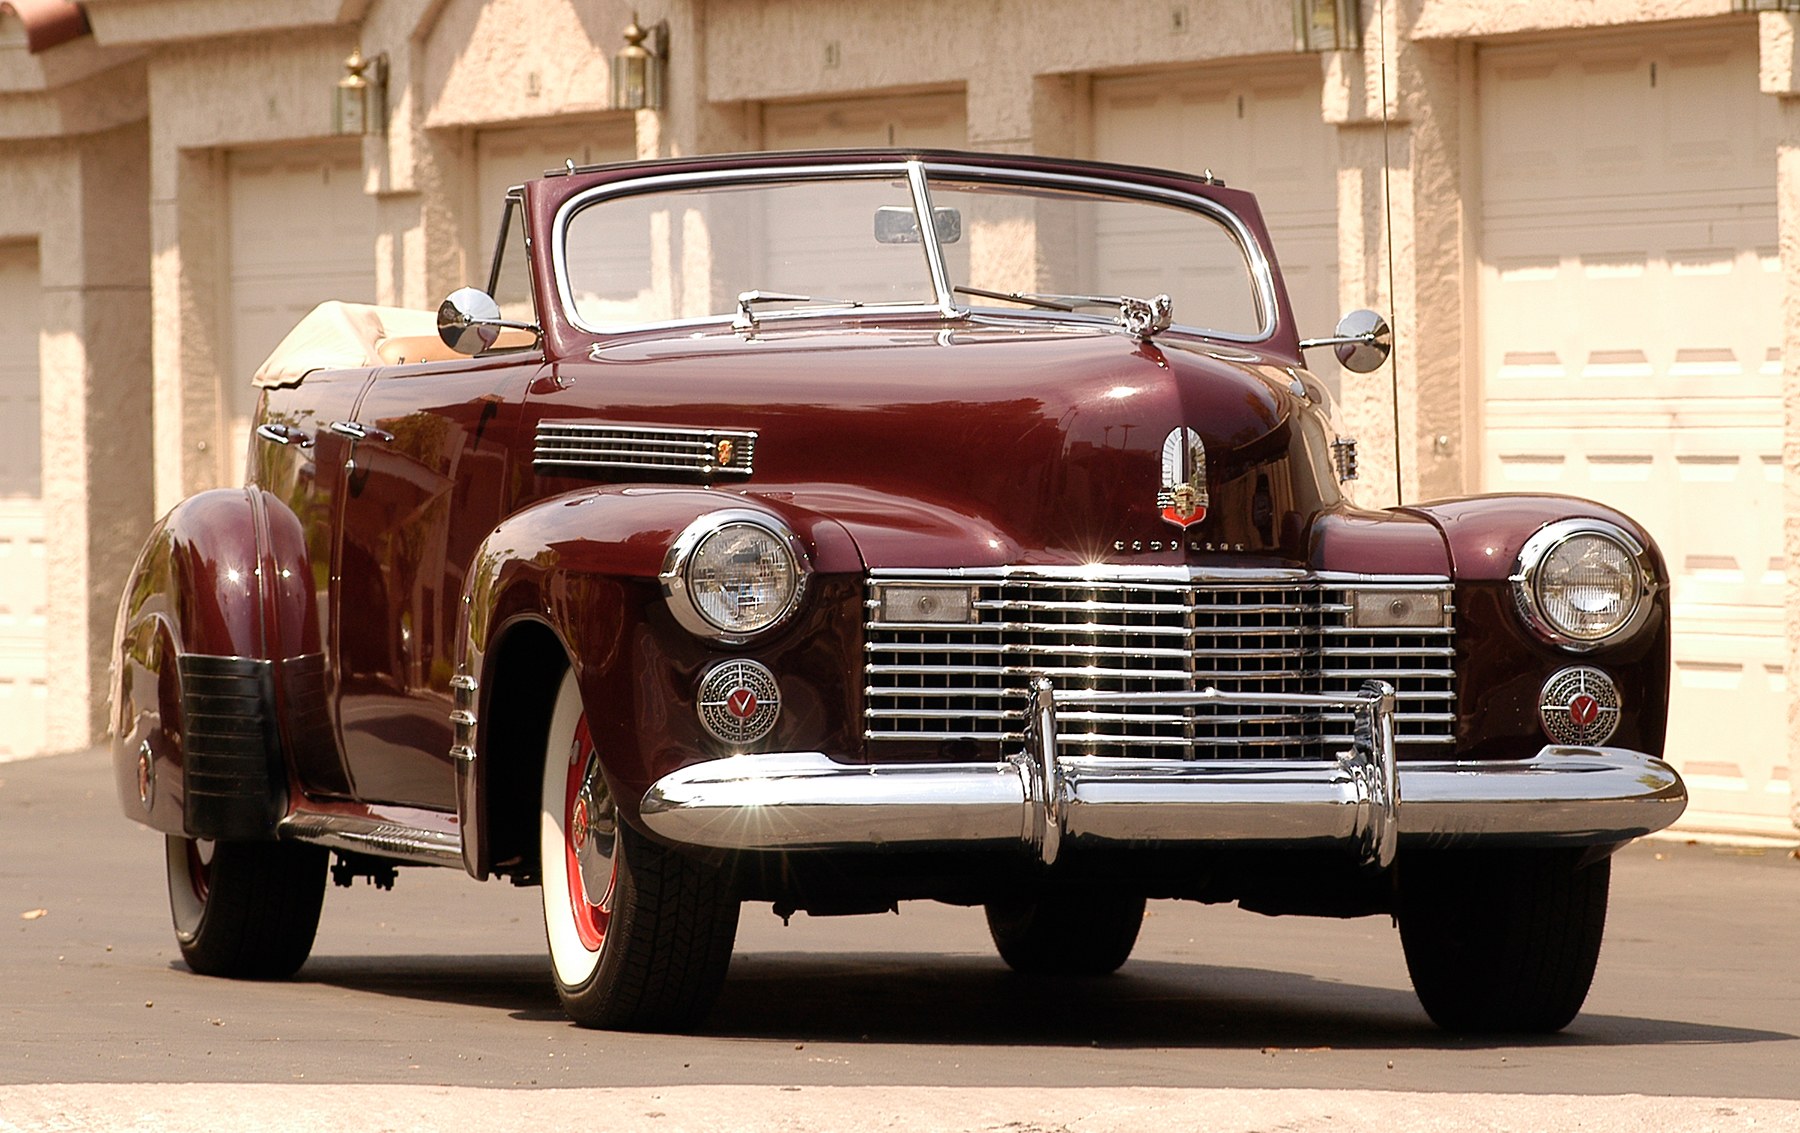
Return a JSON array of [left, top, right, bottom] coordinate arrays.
[[111, 149, 1686, 1032]]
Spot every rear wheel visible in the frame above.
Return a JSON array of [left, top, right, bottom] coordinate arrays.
[[985, 891, 1145, 976], [166, 835, 327, 979], [1398, 848, 1610, 1033], [540, 668, 739, 1030]]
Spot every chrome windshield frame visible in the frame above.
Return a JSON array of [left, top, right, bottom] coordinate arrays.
[[904, 159, 960, 317], [549, 159, 1279, 343], [919, 161, 1279, 343], [552, 161, 947, 337]]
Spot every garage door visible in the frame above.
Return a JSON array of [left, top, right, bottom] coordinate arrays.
[[475, 118, 636, 285], [227, 144, 378, 481], [0, 242, 46, 760], [1092, 65, 1341, 392], [1479, 31, 1788, 832], [762, 91, 966, 151]]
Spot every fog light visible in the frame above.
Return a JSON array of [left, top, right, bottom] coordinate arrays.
[[1539, 666, 1621, 747], [697, 659, 781, 746]]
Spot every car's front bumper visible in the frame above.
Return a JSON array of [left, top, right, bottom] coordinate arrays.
[[639, 681, 1687, 865]]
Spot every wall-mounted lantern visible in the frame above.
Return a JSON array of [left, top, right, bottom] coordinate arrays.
[[1293, 0, 1362, 52], [335, 46, 389, 136], [612, 13, 668, 111]]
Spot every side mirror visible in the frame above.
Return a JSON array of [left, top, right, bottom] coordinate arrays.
[[437, 287, 538, 355], [873, 205, 962, 245], [1299, 309, 1392, 373]]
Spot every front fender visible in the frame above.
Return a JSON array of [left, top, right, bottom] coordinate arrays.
[[452, 486, 864, 879], [1402, 494, 1671, 761]]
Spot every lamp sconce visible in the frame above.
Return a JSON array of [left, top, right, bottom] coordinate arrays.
[[1293, 0, 1362, 52], [613, 13, 669, 111], [335, 46, 389, 136]]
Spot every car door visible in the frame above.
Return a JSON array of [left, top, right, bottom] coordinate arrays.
[[330, 355, 538, 808], [252, 368, 368, 800]]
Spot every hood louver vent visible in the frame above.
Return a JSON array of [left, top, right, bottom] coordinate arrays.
[[534, 421, 757, 480]]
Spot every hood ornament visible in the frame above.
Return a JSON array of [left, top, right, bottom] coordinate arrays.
[[1158, 428, 1209, 528], [1120, 293, 1174, 339]]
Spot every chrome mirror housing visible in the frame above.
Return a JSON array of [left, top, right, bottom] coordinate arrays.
[[1299, 309, 1393, 373], [437, 287, 538, 355]]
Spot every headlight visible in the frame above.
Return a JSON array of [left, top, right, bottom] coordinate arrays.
[[1511, 519, 1654, 650], [661, 511, 807, 641]]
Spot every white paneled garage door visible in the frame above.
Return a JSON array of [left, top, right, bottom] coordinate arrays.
[[1479, 31, 1787, 831], [1092, 64, 1341, 392], [227, 144, 377, 480], [762, 91, 967, 151], [0, 242, 46, 760]]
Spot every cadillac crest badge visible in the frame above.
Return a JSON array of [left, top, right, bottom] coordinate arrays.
[[1158, 427, 1209, 528]]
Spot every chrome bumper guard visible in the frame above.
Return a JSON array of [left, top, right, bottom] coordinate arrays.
[[638, 680, 1687, 867]]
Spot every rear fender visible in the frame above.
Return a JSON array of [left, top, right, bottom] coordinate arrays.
[[109, 489, 320, 839], [451, 486, 862, 880]]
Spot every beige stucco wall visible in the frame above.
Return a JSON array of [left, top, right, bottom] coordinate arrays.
[[0, 125, 152, 748], [147, 28, 368, 503], [1761, 11, 1800, 832]]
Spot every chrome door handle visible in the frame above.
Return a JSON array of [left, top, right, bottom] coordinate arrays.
[[327, 420, 395, 443], [255, 423, 313, 447]]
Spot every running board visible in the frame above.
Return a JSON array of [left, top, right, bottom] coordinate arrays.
[[279, 811, 464, 869]]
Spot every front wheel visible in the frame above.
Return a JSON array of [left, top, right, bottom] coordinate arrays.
[[1398, 848, 1610, 1033], [540, 668, 739, 1031], [985, 891, 1146, 976], [166, 835, 327, 979]]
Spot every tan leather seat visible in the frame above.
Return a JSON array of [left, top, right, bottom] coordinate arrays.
[[377, 335, 465, 365]]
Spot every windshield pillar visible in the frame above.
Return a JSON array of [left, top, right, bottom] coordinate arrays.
[[905, 161, 957, 317]]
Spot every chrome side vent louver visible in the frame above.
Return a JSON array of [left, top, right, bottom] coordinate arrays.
[[534, 421, 757, 480]]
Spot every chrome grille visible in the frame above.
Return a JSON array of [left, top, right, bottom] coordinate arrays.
[[864, 568, 1455, 758], [534, 421, 756, 479]]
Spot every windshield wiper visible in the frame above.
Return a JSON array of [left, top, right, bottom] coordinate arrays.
[[952, 285, 1080, 312], [733, 289, 865, 330], [954, 286, 1174, 339]]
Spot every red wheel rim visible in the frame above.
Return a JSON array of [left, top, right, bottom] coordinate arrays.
[[563, 714, 616, 951]]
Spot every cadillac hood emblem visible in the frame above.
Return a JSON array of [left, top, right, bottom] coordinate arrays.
[[1158, 427, 1210, 528]]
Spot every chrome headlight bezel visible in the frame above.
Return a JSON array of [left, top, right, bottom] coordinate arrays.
[[1510, 518, 1656, 652], [660, 510, 810, 643]]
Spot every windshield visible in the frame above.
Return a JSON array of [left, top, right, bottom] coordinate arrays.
[[928, 178, 1263, 337], [557, 165, 1266, 337]]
